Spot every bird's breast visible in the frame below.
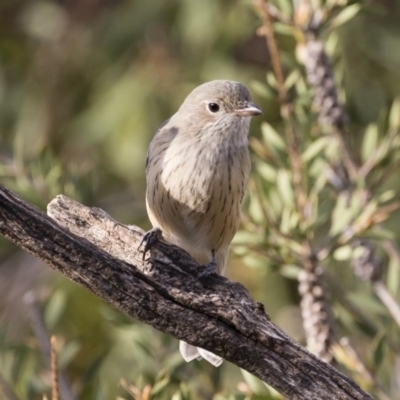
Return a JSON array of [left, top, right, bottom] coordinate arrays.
[[156, 137, 250, 250]]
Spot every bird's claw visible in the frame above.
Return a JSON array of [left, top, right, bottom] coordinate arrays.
[[195, 249, 218, 282], [140, 227, 162, 260]]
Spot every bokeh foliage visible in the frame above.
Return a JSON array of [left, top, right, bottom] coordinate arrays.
[[1, 0, 400, 399]]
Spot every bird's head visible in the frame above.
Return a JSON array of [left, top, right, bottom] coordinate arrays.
[[176, 80, 262, 133], [174, 80, 262, 135]]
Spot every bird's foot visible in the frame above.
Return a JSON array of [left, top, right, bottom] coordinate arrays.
[[140, 227, 162, 260], [195, 250, 218, 282]]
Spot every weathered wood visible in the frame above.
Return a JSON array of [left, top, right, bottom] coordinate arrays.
[[0, 184, 373, 400]]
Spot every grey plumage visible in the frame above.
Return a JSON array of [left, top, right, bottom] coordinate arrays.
[[145, 80, 261, 366]]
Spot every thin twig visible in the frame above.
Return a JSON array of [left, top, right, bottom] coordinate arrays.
[[257, 0, 286, 103], [359, 128, 399, 178], [382, 239, 400, 271], [255, 0, 307, 221], [326, 270, 400, 353], [373, 280, 400, 328], [265, 2, 293, 24], [370, 158, 400, 193], [24, 292, 76, 400], [338, 338, 391, 400], [51, 336, 60, 400], [251, 178, 292, 242], [255, 0, 337, 365], [333, 126, 359, 182]]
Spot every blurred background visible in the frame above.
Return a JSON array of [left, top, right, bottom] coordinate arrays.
[[1, 0, 400, 399]]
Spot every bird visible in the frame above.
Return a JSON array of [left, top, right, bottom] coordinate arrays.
[[142, 80, 262, 366]]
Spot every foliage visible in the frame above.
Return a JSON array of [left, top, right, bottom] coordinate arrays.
[[1, 0, 400, 399]]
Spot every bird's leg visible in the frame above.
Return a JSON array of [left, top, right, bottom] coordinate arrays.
[[140, 227, 162, 260], [195, 249, 218, 281]]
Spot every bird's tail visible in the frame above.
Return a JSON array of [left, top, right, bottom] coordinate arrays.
[[179, 341, 223, 367]]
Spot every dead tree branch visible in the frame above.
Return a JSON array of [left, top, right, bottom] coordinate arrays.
[[0, 184, 373, 400]]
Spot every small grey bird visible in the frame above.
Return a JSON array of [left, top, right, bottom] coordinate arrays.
[[143, 80, 262, 366]]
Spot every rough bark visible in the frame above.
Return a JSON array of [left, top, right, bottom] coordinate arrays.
[[0, 184, 373, 400]]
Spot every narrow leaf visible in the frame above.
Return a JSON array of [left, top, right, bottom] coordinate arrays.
[[329, 4, 361, 29], [361, 123, 378, 162], [261, 122, 286, 150], [301, 137, 330, 162]]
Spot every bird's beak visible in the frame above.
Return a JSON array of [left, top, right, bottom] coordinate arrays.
[[234, 102, 263, 117]]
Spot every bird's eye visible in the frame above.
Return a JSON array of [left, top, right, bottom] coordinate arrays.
[[207, 103, 220, 113]]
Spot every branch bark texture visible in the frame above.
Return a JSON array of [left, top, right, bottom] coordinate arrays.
[[0, 184, 373, 400]]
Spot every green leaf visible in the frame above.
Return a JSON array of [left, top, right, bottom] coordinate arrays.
[[277, 169, 294, 206], [295, 75, 308, 96], [275, 236, 306, 255], [371, 332, 386, 369], [309, 158, 327, 177], [309, 169, 328, 197], [276, 0, 292, 17], [248, 195, 265, 223], [333, 245, 353, 261], [387, 255, 400, 296], [250, 80, 275, 99], [301, 137, 330, 162], [266, 72, 277, 89], [151, 377, 170, 395], [171, 392, 182, 400], [389, 98, 400, 129], [280, 264, 302, 279], [243, 254, 269, 269], [330, 193, 354, 236], [59, 340, 81, 368], [178, 383, 191, 400], [334, 304, 358, 333], [241, 369, 269, 394], [329, 4, 361, 29], [279, 206, 299, 235], [361, 123, 378, 162], [233, 231, 264, 245], [268, 187, 284, 218], [348, 292, 387, 315], [257, 162, 277, 182], [45, 290, 67, 329], [280, 206, 292, 235], [361, 229, 395, 241], [284, 69, 301, 90], [274, 22, 296, 36], [351, 245, 366, 260], [379, 190, 396, 203], [325, 31, 339, 58], [261, 122, 286, 150], [324, 139, 341, 160]]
